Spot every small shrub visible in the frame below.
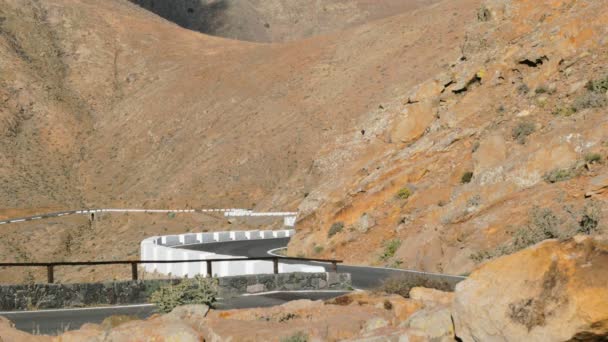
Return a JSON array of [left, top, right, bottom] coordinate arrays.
[[63, 233, 73, 253], [467, 195, 481, 207], [149, 276, 218, 313], [380, 239, 401, 261], [535, 86, 548, 94], [376, 274, 452, 298], [389, 260, 403, 268], [552, 106, 576, 117], [585, 76, 608, 93], [517, 84, 530, 95], [543, 168, 577, 183], [281, 332, 308, 342], [396, 187, 411, 200], [578, 201, 602, 234], [328, 222, 344, 237], [569, 76, 608, 111], [585, 153, 602, 164], [572, 92, 608, 111], [101, 315, 138, 330], [511, 207, 561, 250], [471, 207, 563, 263], [461, 171, 474, 184], [512, 122, 535, 144], [313, 245, 324, 254], [167, 212, 176, 219], [469, 250, 492, 263], [477, 5, 491, 22]]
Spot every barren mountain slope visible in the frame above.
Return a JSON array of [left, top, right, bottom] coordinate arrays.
[[2, 0, 605, 284], [0, 0, 480, 282], [129, 0, 440, 43]]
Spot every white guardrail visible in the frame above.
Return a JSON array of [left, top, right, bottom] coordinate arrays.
[[140, 229, 325, 277]]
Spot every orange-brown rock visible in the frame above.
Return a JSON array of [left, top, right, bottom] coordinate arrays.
[[409, 287, 454, 307], [453, 236, 608, 341]]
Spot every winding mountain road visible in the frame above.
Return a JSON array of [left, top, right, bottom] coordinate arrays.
[[180, 237, 466, 290], [0, 210, 465, 335]]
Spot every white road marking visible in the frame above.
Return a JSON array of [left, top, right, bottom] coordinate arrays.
[[242, 290, 351, 296], [267, 247, 287, 257]]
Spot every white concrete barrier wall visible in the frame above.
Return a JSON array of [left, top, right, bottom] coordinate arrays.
[[140, 229, 324, 278]]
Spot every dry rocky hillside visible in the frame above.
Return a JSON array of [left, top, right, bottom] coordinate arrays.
[[0, 0, 606, 285]]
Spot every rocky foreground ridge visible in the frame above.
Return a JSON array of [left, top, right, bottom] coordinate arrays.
[[1, 236, 606, 341]]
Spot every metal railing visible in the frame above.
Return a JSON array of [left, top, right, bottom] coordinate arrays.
[[0, 257, 342, 284]]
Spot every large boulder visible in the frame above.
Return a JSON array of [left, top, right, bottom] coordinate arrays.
[[453, 236, 608, 341]]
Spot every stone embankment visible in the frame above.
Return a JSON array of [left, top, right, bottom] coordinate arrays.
[[0, 272, 350, 311]]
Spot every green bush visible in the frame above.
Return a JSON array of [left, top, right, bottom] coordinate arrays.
[[535, 86, 548, 94], [328, 222, 344, 237], [543, 168, 577, 183], [149, 276, 218, 313], [380, 239, 401, 261], [281, 332, 308, 342], [376, 274, 452, 298], [461, 171, 474, 184], [585, 153, 602, 164], [512, 122, 535, 144], [396, 187, 411, 200], [313, 245, 324, 254], [167, 212, 176, 219]]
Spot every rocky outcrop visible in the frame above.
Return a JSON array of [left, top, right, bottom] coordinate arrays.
[[586, 174, 608, 199], [289, 0, 608, 280], [453, 236, 608, 341]]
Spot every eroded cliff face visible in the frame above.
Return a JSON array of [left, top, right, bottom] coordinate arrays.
[[288, 0, 608, 275]]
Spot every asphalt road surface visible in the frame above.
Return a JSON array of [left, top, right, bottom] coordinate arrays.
[[2, 291, 347, 335], [180, 238, 465, 289]]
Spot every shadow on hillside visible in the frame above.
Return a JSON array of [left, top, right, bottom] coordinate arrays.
[[129, 0, 230, 36]]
